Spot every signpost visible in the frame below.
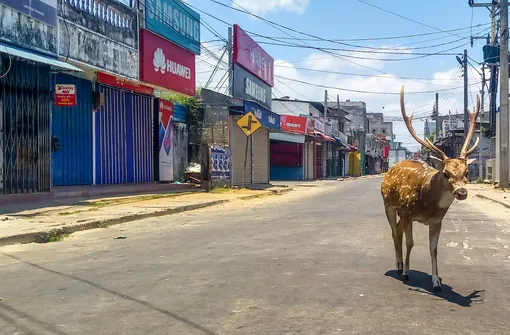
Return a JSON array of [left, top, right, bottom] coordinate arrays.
[[236, 111, 261, 188], [55, 84, 77, 107]]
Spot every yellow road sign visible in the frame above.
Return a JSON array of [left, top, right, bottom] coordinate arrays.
[[237, 111, 261, 136]]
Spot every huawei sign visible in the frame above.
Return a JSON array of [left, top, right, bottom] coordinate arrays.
[[153, 48, 191, 80], [140, 29, 196, 95]]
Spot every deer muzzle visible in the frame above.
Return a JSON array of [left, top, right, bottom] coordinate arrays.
[[454, 187, 468, 201]]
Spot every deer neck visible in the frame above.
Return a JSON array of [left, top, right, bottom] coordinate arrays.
[[423, 169, 454, 209]]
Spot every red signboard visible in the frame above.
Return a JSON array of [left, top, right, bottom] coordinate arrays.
[[139, 29, 196, 96], [55, 84, 77, 107], [280, 114, 308, 134], [97, 71, 153, 96], [158, 99, 174, 127], [233, 24, 274, 87]]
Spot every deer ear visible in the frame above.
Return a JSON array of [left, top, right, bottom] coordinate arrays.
[[466, 158, 476, 165]]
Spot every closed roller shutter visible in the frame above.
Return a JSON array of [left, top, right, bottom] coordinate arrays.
[[231, 116, 252, 186], [252, 127, 269, 184]]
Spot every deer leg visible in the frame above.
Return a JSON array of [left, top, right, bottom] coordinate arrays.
[[429, 221, 443, 292], [402, 219, 413, 281], [385, 207, 403, 274]]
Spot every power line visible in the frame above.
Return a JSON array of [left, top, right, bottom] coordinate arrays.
[[355, 0, 467, 38]]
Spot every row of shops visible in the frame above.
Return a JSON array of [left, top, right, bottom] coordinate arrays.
[[0, 0, 199, 194], [201, 26, 359, 188]]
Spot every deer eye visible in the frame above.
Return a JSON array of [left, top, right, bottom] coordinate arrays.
[[443, 172, 450, 179]]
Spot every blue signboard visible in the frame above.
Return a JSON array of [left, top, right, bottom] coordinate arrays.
[[0, 0, 57, 27], [145, 0, 201, 55], [244, 100, 280, 130]]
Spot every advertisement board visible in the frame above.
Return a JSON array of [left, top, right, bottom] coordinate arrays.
[[55, 84, 77, 107], [157, 99, 174, 181], [140, 29, 196, 96], [145, 0, 201, 55], [210, 145, 231, 180], [233, 64, 272, 110], [97, 71, 153, 95], [0, 0, 57, 27], [244, 100, 280, 130], [280, 115, 307, 134], [233, 24, 274, 87]]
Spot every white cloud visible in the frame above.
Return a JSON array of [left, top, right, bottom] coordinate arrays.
[[195, 43, 485, 151], [233, 0, 310, 15]]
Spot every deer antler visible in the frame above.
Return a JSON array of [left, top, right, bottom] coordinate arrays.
[[400, 85, 448, 160], [460, 95, 481, 159]]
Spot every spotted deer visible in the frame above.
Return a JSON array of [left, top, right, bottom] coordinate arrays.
[[381, 85, 480, 291]]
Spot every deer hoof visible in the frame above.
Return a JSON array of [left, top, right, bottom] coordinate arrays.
[[433, 285, 442, 292], [403, 274, 409, 281], [397, 269, 403, 275]]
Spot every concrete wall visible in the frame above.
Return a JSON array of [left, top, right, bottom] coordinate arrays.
[[57, 0, 138, 78]]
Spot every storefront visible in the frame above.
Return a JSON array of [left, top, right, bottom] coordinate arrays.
[[270, 114, 308, 180], [230, 100, 280, 186], [230, 24, 276, 186], [0, 1, 82, 193], [94, 72, 155, 185], [139, 27, 196, 182]]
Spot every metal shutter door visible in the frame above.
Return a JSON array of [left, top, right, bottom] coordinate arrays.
[[252, 127, 269, 184], [231, 117, 252, 186]]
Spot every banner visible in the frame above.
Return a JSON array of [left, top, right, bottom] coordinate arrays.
[[210, 145, 230, 180], [158, 99, 174, 181]]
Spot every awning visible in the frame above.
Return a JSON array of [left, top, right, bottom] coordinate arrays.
[[0, 43, 82, 72], [314, 132, 335, 142], [332, 135, 351, 149], [270, 132, 305, 144]]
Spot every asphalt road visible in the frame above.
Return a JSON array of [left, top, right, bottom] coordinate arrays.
[[1, 178, 510, 335]]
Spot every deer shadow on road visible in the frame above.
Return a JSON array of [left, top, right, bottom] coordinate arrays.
[[385, 270, 484, 307]]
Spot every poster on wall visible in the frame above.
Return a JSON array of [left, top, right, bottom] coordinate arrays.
[[158, 99, 174, 181], [210, 145, 230, 180]]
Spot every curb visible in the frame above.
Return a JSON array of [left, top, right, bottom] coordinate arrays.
[[475, 193, 510, 209], [0, 188, 296, 247]]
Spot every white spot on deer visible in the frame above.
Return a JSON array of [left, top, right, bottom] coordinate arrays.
[[446, 242, 459, 248], [463, 255, 471, 260], [463, 242, 469, 249], [504, 245, 509, 249]]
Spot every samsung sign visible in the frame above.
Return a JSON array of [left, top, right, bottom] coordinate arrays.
[[233, 64, 272, 110], [145, 0, 201, 55]]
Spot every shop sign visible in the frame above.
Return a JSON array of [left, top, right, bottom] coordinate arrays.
[[280, 114, 307, 134], [157, 99, 174, 182], [233, 24, 274, 87], [145, 0, 201, 55], [233, 64, 272, 110], [55, 84, 77, 107], [244, 100, 280, 130], [97, 71, 153, 95], [0, 0, 57, 27], [313, 119, 325, 133], [140, 29, 196, 96]]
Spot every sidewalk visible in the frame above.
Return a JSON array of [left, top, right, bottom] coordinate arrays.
[[0, 186, 292, 246], [467, 183, 510, 208]]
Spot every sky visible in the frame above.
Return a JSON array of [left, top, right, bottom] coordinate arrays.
[[186, 0, 493, 151]]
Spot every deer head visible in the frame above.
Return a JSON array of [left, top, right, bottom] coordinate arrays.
[[400, 85, 480, 201]]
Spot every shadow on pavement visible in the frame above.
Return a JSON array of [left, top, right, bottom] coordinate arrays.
[[385, 270, 484, 307], [2, 253, 217, 335]]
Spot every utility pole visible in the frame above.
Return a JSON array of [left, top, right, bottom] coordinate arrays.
[[323, 90, 328, 123], [435, 92, 440, 140], [500, 0, 509, 188], [463, 49, 469, 140]]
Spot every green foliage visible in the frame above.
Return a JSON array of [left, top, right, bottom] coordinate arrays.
[[159, 88, 203, 127], [422, 129, 436, 153]]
